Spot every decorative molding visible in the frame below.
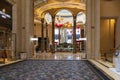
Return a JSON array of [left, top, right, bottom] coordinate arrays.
[[6, 0, 16, 5]]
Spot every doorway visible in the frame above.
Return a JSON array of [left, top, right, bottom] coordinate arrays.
[[100, 18, 116, 62]]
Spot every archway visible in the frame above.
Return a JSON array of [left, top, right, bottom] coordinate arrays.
[[55, 9, 73, 52], [76, 12, 86, 52]]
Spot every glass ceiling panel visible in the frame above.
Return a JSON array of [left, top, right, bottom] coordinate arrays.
[[56, 10, 72, 16]]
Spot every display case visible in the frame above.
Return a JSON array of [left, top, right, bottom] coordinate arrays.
[[0, 31, 6, 63], [0, 29, 12, 63]]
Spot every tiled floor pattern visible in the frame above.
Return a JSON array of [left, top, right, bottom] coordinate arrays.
[[0, 60, 105, 80], [0, 53, 120, 80]]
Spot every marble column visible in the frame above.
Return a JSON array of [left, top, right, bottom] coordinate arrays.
[[46, 23, 49, 52], [73, 15, 77, 53], [25, 0, 34, 58], [52, 16, 55, 53], [91, 0, 95, 59], [94, 0, 100, 59], [86, 0, 92, 59], [13, 0, 23, 59], [41, 18, 44, 52], [12, 0, 27, 59], [11, 0, 34, 59], [21, 0, 26, 53], [12, 3, 17, 59]]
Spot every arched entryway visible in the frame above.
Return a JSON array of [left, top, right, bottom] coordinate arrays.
[[54, 9, 73, 52], [7, 0, 101, 60], [33, 0, 88, 56]]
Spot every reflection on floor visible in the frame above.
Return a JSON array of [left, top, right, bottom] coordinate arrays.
[[33, 52, 86, 60]]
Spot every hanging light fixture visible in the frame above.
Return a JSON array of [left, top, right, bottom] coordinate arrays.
[[0, 8, 11, 19]]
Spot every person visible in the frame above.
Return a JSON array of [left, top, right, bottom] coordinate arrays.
[[35, 45, 39, 53], [49, 43, 52, 52]]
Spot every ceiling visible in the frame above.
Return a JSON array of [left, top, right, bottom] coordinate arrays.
[[34, 0, 86, 19]]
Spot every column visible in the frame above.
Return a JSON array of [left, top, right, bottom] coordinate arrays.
[[52, 16, 55, 53], [91, 0, 95, 59], [59, 27, 60, 44], [41, 18, 44, 52], [21, 0, 26, 52], [14, 0, 23, 59], [73, 15, 77, 53], [12, 0, 34, 59], [46, 23, 49, 52], [12, 3, 17, 59], [86, 0, 92, 59], [94, 0, 100, 59], [25, 0, 34, 58]]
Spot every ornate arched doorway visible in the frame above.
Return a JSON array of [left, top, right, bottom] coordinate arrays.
[[34, 0, 87, 54], [54, 9, 73, 52]]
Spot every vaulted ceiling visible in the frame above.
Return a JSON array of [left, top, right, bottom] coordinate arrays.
[[34, 0, 86, 18]]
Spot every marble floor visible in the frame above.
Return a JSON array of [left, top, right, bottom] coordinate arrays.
[[0, 52, 86, 67]]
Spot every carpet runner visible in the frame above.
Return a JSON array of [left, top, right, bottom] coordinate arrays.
[[0, 60, 110, 80]]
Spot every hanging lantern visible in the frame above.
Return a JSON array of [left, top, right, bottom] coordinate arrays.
[[55, 23, 63, 28], [61, 18, 64, 21], [76, 25, 80, 29], [67, 24, 71, 28], [64, 24, 67, 28]]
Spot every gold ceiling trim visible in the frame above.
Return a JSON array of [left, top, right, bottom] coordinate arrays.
[[34, 2, 86, 18]]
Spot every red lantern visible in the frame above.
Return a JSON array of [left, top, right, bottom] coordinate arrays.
[[76, 26, 80, 29], [55, 23, 63, 28]]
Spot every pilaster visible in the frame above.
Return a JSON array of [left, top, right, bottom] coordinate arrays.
[[24, 0, 34, 58], [86, 0, 92, 59], [94, 0, 100, 59]]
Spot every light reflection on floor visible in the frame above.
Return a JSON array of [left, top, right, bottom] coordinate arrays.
[[33, 52, 86, 60]]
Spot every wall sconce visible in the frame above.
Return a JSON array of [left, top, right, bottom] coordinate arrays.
[[30, 36, 38, 44]]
